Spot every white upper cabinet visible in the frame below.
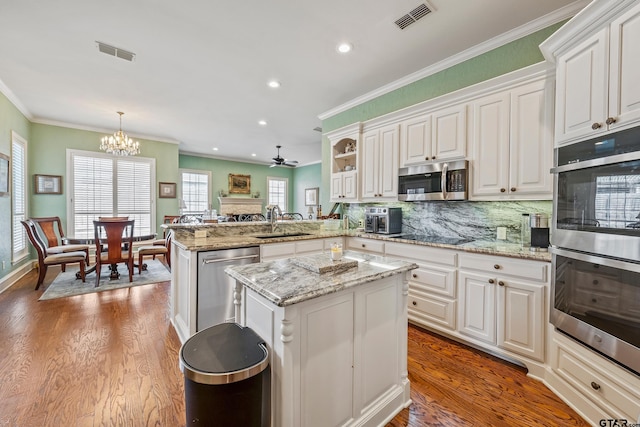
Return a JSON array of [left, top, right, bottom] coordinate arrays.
[[327, 123, 361, 202], [470, 78, 553, 200], [400, 105, 466, 167], [361, 124, 399, 200], [542, 1, 640, 145]]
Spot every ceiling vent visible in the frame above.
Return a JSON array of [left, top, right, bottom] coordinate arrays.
[[395, 3, 433, 30], [96, 41, 136, 62]]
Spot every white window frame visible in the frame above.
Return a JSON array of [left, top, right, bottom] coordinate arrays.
[[179, 168, 212, 215], [11, 131, 28, 263], [267, 176, 288, 211], [66, 149, 156, 238]]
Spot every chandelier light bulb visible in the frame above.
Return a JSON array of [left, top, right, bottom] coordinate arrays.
[[99, 111, 140, 156]]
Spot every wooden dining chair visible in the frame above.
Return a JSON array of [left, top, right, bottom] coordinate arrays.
[[30, 216, 90, 271], [93, 219, 135, 287], [21, 219, 87, 290]]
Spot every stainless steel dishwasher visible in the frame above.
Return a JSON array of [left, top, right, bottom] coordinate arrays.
[[197, 246, 260, 331]]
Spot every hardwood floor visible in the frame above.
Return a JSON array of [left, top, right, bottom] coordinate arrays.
[[0, 269, 588, 426]]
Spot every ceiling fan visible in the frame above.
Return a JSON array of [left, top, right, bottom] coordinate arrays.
[[270, 145, 298, 167]]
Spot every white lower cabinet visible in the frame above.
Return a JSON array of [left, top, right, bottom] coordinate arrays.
[[385, 242, 457, 331], [549, 332, 640, 424], [458, 253, 546, 362], [261, 237, 344, 261], [346, 236, 385, 255]]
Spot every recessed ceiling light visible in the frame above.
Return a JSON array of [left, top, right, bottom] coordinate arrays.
[[337, 42, 353, 54], [251, 153, 256, 157], [212, 147, 218, 151], [267, 80, 281, 88], [258, 120, 267, 126]]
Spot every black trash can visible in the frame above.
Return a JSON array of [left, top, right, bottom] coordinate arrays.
[[180, 322, 270, 426]]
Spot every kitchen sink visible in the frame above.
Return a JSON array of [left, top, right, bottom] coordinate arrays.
[[253, 232, 312, 239]]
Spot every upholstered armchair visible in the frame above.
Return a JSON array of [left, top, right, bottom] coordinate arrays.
[[30, 216, 90, 271]]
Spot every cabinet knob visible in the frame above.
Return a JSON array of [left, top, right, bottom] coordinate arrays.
[[488, 279, 495, 284], [494, 264, 500, 270], [500, 188, 506, 193], [425, 156, 429, 160], [412, 273, 418, 278], [590, 381, 601, 391], [432, 156, 436, 160], [412, 301, 417, 306], [591, 122, 602, 130], [606, 117, 617, 125], [361, 244, 366, 248], [498, 281, 505, 287], [510, 187, 516, 192]]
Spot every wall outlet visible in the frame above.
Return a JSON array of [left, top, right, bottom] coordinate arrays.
[[496, 227, 507, 240], [195, 230, 207, 239], [2, 260, 5, 270]]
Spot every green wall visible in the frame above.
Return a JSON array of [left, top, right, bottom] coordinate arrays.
[[29, 123, 180, 233], [179, 154, 295, 213], [292, 162, 322, 216], [0, 92, 31, 280], [319, 22, 566, 211]]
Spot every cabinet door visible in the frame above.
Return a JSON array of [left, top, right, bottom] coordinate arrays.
[[470, 92, 510, 198], [361, 130, 379, 199], [458, 270, 496, 344], [330, 174, 344, 200], [608, 2, 640, 131], [343, 171, 358, 200], [555, 29, 608, 143], [400, 114, 432, 166], [497, 278, 544, 361], [509, 80, 553, 199], [432, 104, 467, 160], [379, 124, 399, 198]]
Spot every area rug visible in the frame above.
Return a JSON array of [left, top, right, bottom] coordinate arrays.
[[39, 259, 171, 301]]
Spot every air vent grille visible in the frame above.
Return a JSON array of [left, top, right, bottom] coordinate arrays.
[[96, 41, 136, 62], [395, 2, 433, 30]]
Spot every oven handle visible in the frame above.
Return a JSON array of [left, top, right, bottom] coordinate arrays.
[[551, 247, 640, 273], [551, 150, 640, 174], [441, 162, 449, 200]]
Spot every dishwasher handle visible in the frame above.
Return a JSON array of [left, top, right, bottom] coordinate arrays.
[[201, 254, 260, 265]]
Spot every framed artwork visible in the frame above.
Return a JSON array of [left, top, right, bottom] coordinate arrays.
[[305, 187, 319, 206], [229, 174, 251, 194], [34, 174, 62, 195], [0, 153, 8, 197], [159, 182, 177, 198]]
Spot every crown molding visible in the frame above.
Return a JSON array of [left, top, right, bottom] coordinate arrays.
[[318, 0, 588, 121], [0, 77, 32, 120]]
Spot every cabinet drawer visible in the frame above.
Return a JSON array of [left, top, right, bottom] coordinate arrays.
[[459, 253, 548, 282], [385, 242, 457, 266], [347, 237, 385, 254], [408, 264, 456, 298], [408, 291, 456, 330], [555, 344, 640, 419], [295, 239, 325, 254]]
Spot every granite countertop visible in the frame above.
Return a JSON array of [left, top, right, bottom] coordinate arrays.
[[225, 251, 418, 307]]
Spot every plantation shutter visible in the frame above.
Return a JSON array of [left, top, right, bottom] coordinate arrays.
[[12, 134, 27, 261]]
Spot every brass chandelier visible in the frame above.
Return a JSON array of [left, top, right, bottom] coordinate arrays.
[[100, 111, 140, 156]]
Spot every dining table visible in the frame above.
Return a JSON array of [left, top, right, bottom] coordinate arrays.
[[63, 233, 158, 280]]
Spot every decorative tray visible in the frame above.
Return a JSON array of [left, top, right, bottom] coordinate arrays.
[[290, 253, 358, 274]]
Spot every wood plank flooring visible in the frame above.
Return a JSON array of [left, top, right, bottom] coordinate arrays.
[[0, 269, 588, 426]]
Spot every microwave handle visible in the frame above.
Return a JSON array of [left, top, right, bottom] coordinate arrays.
[[441, 162, 449, 200]]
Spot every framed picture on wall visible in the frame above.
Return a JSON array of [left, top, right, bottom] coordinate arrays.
[[159, 182, 177, 198], [229, 174, 251, 194], [0, 153, 8, 197], [34, 174, 62, 194], [305, 187, 319, 206]]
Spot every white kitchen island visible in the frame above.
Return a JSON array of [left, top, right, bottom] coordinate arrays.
[[225, 251, 418, 427]]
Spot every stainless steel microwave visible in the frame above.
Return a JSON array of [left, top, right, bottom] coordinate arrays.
[[398, 160, 468, 201]]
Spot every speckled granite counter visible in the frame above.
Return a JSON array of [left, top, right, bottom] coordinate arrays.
[[168, 220, 550, 262], [225, 251, 418, 307]]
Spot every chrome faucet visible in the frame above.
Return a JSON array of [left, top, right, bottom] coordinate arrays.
[[270, 205, 282, 233]]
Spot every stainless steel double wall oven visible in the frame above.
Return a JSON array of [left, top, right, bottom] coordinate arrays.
[[550, 127, 640, 375]]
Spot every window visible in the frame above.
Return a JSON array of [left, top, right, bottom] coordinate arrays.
[[179, 169, 211, 214], [267, 176, 288, 210], [67, 150, 155, 239], [12, 132, 28, 262]]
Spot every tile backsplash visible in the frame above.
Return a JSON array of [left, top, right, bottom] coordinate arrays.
[[343, 200, 552, 244]]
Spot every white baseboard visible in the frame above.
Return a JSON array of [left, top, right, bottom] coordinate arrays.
[[0, 262, 34, 294]]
